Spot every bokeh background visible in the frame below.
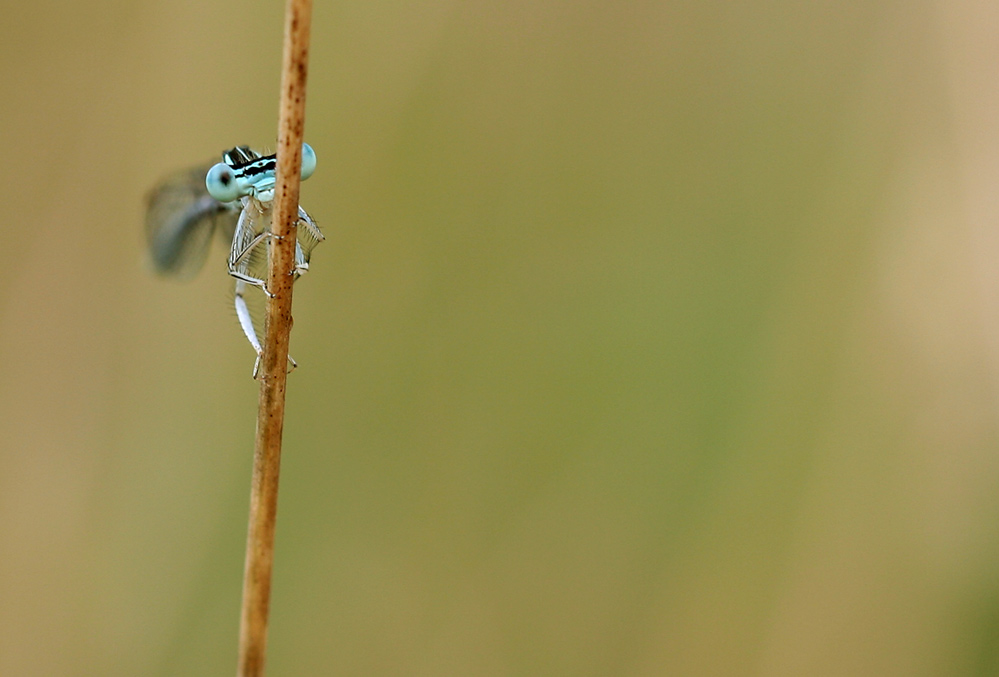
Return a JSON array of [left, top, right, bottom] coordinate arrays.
[[2, 1, 999, 675]]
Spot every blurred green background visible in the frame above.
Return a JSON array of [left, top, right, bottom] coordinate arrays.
[[2, 1, 999, 675]]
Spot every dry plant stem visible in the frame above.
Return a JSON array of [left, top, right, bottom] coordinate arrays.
[[236, 0, 312, 675]]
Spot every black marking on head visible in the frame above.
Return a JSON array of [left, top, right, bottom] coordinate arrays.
[[222, 146, 261, 168], [241, 157, 277, 178]]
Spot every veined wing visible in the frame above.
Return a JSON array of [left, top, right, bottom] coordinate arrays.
[[145, 163, 240, 279]]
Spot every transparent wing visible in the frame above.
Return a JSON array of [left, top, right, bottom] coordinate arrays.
[[145, 164, 240, 278]]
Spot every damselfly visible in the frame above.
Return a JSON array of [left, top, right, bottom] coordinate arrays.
[[145, 143, 323, 377]]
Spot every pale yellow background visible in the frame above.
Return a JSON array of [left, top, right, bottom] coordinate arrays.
[[2, 2, 999, 675]]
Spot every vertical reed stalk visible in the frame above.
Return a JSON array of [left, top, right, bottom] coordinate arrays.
[[236, 0, 312, 675]]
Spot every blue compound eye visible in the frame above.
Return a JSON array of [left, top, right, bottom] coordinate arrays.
[[300, 143, 316, 181], [206, 162, 242, 202]]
